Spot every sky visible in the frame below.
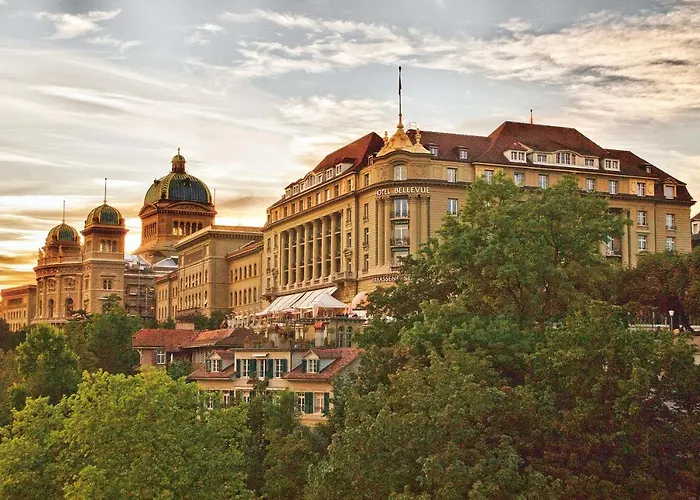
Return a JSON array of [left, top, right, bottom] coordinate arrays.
[[2, 0, 700, 290]]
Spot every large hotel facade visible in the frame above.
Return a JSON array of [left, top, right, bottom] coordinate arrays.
[[259, 118, 694, 308]]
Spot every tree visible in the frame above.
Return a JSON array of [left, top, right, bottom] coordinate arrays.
[[82, 304, 140, 374], [0, 350, 19, 426], [166, 360, 193, 380], [0, 370, 253, 499], [14, 324, 80, 405]]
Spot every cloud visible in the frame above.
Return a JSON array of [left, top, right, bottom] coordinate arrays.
[[185, 23, 225, 46], [34, 9, 121, 40], [88, 35, 143, 53]]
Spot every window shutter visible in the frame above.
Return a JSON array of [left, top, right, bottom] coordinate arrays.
[[281, 358, 288, 374], [305, 392, 314, 414], [267, 359, 274, 378], [235, 359, 241, 378], [301, 359, 307, 373], [151, 350, 157, 364], [205, 359, 211, 372], [323, 392, 330, 415], [249, 359, 257, 378]]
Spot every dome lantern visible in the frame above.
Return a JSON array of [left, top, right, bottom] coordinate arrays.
[[171, 147, 186, 173], [143, 148, 212, 205]]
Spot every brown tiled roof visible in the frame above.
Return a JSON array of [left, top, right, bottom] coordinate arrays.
[[184, 327, 254, 348], [312, 132, 384, 174], [188, 364, 236, 380], [410, 130, 491, 162], [285, 348, 361, 381], [210, 349, 234, 359], [131, 329, 198, 351]]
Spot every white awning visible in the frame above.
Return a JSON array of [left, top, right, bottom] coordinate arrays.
[[302, 292, 348, 310], [260, 287, 337, 314]]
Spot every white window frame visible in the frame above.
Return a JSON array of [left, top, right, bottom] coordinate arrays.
[[584, 158, 595, 167], [666, 214, 675, 230], [513, 172, 524, 186], [458, 148, 468, 160], [604, 159, 620, 171], [556, 152, 572, 165], [241, 359, 250, 378], [429, 145, 438, 156], [585, 178, 596, 192], [326, 168, 333, 180], [536, 153, 547, 163], [637, 182, 646, 197], [666, 237, 676, 251], [447, 168, 457, 183], [211, 358, 221, 372], [447, 198, 458, 215], [274, 359, 284, 378], [637, 210, 647, 226], [483, 170, 494, 183], [307, 359, 319, 373], [296, 392, 305, 413], [608, 180, 618, 195], [638, 234, 648, 251], [510, 151, 526, 162], [156, 350, 166, 365], [314, 393, 325, 414], [538, 174, 548, 189], [664, 185, 675, 199], [393, 164, 407, 181]]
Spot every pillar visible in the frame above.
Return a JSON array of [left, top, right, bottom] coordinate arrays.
[[321, 217, 329, 278], [330, 212, 338, 275], [384, 200, 392, 267], [295, 226, 303, 284], [409, 197, 419, 255], [306, 222, 313, 282], [313, 219, 321, 280], [377, 200, 385, 266]]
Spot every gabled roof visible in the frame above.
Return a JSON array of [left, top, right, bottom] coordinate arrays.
[[285, 348, 361, 381], [188, 364, 237, 380], [131, 329, 198, 352], [311, 132, 384, 174]]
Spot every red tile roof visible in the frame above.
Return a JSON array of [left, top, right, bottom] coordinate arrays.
[[311, 132, 384, 174], [131, 329, 198, 351], [184, 327, 254, 348], [188, 364, 237, 380], [285, 348, 361, 381]]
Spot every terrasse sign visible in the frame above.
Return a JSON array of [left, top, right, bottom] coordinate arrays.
[[375, 186, 430, 197]]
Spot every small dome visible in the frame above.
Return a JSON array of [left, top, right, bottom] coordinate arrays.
[[85, 203, 123, 227], [46, 222, 80, 244]]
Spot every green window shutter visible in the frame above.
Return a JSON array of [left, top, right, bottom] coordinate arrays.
[[301, 359, 307, 373], [281, 359, 288, 374], [235, 359, 241, 378], [323, 392, 330, 415], [205, 359, 211, 372], [305, 392, 314, 414], [249, 359, 257, 377], [267, 359, 274, 378]]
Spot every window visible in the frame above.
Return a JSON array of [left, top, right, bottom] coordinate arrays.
[[393, 198, 409, 218], [447, 198, 458, 215], [316, 192, 321, 205], [364, 173, 370, 186], [513, 172, 524, 186], [307, 359, 319, 373], [666, 237, 676, 251], [608, 180, 618, 195], [273, 359, 287, 378], [447, 168, 457, 183], [346, 232, 351, 248], [556, 152, 572, 165], [458, 148, 468, 160], [637, 210, 648, 226], [314, 393, 326, 414], [326, 168, 333, 179], [638, 234, 647, 251], [584, 158, 595, 167], [299, 199, 304, 210], [363, 227, 369, 247], [538, 174, 549, 189], [637, 182, 646, 196], [363, 253, 369, 271], [156, 350, 166, 365], [241, 359, 250, 378], [510, 151, 526, 162], [393, 164, 407, 181], [536, 153, 547, 163], [604, 159, 620, 171], [347, 179, 352, 192], [102, 279, 112, 290], [334, 184, 339, 197], [664, 185, 675, 199], [335, 165, 342, 175], [210, 359, 221, 372], [586, 178, 596, 192], [429, 145, 438, 156], [283, 206, 288, 217], [666, 213, 676, 230], [483, 170, 494, 183], [346, 207, 351, 221], [363, 203, 369, 221], [324, 188, 330, 201], [296, 392, 306, 413]]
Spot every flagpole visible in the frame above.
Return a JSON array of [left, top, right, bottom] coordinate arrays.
[[398, 65, 403, 128]]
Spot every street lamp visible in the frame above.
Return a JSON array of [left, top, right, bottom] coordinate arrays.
[[669, 310, 675, 331]]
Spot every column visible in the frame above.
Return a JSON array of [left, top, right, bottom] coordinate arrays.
[[306, 222, 313, 282], [384, 200, 392, 267], [422, 197, 430, 241], [281, 231, 288, 286], [321, 217, 329, 278], [295, 226, 303, 284], [287, 229, 294, 285], [330, 212, 338, 275], [621, 212, 630, 267], [409, 197, 419, 255], [313, 219, 321, 280], [377, 200, 385, 266]]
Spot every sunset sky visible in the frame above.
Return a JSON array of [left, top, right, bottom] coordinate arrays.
[[2, 0, 700, 290]]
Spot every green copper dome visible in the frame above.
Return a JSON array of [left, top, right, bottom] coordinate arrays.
[[85, 203, 123, 227], [46, 222, 80, 244], [143, 149, 213, 205]]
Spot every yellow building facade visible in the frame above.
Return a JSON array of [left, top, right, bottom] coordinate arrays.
[[0, 285, 37, 331], [262, 120, 694, 305], [226, 240, 265, 317]]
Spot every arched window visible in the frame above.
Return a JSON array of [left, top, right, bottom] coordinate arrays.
[[48, 299, 55, 318], [243, 289, 248, 304], [173, 221, 178, 235], [230, 293, 233, 307], [65, 298, 74, 315]]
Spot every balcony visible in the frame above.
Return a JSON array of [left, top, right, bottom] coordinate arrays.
[[605, 247, 622, 258], [333, 271, 357, 283], [390, 237, 410, 247], [390, 210, 410, 220]]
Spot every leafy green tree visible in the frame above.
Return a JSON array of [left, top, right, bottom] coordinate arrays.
[[82, 304, 140, 374], [0, 350, 19, 426], [0, 397, 65, 499], [159, 317, 176, 329], [166, 360, 193, 380], [15, 324, 80, 404], [0, 321, 26, 351]]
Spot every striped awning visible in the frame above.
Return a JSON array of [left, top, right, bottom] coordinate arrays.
[[260, 287, 338, 314]]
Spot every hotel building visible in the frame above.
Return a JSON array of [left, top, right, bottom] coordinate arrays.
[[261, 118, 694, 306], [0, 285, 37, 332]]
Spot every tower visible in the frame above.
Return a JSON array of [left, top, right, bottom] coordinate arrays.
[[81, 184, 127, 314], [135, 149, 216, 263]]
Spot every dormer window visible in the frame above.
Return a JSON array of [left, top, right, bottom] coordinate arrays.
[[556, 152, 572, 165], [429, 144, 438, 156], [584, 158, 595, 167], [206, 358, 222, 373], [458, 148, 468, 160], [317, 174, 323, 184], [335, 165, 342, 175], [292, 185, 299, 194], [367, 154, 374, 165], [326, 168, 333, 180], [307, 359, 319, 373], [604, 159, 620, 171], [536, 153, 547, 163], [664, 185, 675, 199], [285, 188, 291, 197], [510, 151, 526, 162]]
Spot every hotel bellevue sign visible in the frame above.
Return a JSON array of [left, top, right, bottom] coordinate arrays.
[[375, 186, 430, 197]]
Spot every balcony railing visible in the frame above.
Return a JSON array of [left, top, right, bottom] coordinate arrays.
[[390, 237, 410, 247], [605, 247, 622, 257]]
